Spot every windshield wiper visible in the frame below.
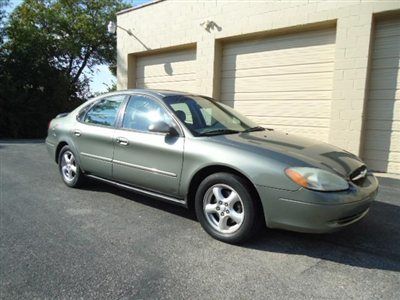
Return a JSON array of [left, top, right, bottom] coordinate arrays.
[[242, 126, 266, 133], [198, 129, 241, 136]]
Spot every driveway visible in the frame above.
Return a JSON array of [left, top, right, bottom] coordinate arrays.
[[1, 142, 399, 299]]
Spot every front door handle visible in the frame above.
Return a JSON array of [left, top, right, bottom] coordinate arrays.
[[116, 137, 129, 146], [74, 130, 81, 137]]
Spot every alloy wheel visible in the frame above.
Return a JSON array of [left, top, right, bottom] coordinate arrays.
[[203, 184, 245, 234], [61, 150, 77, 182]]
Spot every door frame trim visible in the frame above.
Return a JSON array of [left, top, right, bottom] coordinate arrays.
[[81, 153, 177, 177], [113, 159, 177, 178], [81, 152, 112, 162]]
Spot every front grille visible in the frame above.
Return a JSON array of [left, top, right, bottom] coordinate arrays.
[[349, 165, 368, 185]]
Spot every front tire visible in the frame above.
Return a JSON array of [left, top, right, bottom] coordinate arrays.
[[195, 172, 262, 244], [58, 145, 84, 188]]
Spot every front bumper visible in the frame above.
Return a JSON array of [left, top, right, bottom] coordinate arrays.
[[256, 174, 379, 233]]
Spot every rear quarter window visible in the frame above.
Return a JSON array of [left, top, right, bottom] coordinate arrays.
[[76, 102, 93, 122], [77, 95, 126, 127]]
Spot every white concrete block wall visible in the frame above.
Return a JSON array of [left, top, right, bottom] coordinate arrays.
[[117, 0, 400, 157], [329, 12, 373, 153]]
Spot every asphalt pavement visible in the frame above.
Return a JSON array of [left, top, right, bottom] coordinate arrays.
[[1, 142, 399, 299]]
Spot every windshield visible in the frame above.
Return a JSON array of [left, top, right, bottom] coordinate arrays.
[[163, 95, 261, 136]]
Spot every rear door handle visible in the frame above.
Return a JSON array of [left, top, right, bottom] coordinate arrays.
[[74, 130, 81, 137], [116, 137, 129, 146]]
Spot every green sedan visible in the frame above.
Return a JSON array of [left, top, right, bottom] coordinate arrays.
[[46, 89, 379, 243]]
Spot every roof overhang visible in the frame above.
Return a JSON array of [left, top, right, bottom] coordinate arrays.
[[116, 0, 166, 16]]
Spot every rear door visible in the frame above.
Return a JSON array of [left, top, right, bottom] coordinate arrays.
[[72, 95, 126, 178], [112, 94, 184, 197]]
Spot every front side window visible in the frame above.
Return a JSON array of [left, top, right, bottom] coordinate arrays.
[[122, 95, 173, 132], [163, 95, 260, 136], [170, 102, 193, 125], [83, 95, 125, 127]]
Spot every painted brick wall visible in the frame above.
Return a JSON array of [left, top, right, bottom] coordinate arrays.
[[116, 0, 400, 156]]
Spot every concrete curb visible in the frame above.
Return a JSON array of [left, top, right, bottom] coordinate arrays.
[[375, 173, 400, 190]]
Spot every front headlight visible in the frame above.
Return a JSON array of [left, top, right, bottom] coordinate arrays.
[[285, 167, 349, 192]]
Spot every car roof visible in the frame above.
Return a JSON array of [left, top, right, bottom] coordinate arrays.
[[103, 89, 203, 99]]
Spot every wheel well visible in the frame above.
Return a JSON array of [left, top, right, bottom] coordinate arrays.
[[55, 141, 68, 163], [186, 165, 262, 212]]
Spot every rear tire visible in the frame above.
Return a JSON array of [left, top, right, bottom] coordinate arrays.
[[58, 145, 84, 188], [195, 172, 262, 244]]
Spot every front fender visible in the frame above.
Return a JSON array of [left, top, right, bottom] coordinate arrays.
[[179, 137, 300, 196]]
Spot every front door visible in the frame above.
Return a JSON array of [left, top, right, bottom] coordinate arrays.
[[112, 94, 184, 197], [72, 95, 125, 179]]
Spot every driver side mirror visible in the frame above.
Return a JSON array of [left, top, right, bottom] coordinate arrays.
[[148, 121, 179, 136]]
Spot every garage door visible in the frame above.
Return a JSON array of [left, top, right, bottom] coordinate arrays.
[[220, 28, 336, 141], [362, 19, 400, 174], [136, 48, 197, 93]]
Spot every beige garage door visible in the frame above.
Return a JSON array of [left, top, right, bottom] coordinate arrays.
[[220, 28, 336, 141], [363, 19, 400, 174], [136, 48, 197, 93]]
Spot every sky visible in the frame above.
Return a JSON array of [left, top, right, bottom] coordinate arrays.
[[5, 0, 152, 94]]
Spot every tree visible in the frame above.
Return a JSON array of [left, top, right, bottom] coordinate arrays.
[[0, 0, 128, 138], [0, 0, 8, 44]]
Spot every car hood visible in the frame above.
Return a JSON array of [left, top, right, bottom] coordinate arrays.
[[210, 130, 365, 178]]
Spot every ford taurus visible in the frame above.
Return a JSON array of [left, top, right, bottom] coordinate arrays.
[[46, 89, 379, 243]]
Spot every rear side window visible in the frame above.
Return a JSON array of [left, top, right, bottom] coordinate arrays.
[[83, 95, 125, 127]]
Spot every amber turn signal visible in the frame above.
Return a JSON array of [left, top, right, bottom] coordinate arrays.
[[285, 168, 309, 188]]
